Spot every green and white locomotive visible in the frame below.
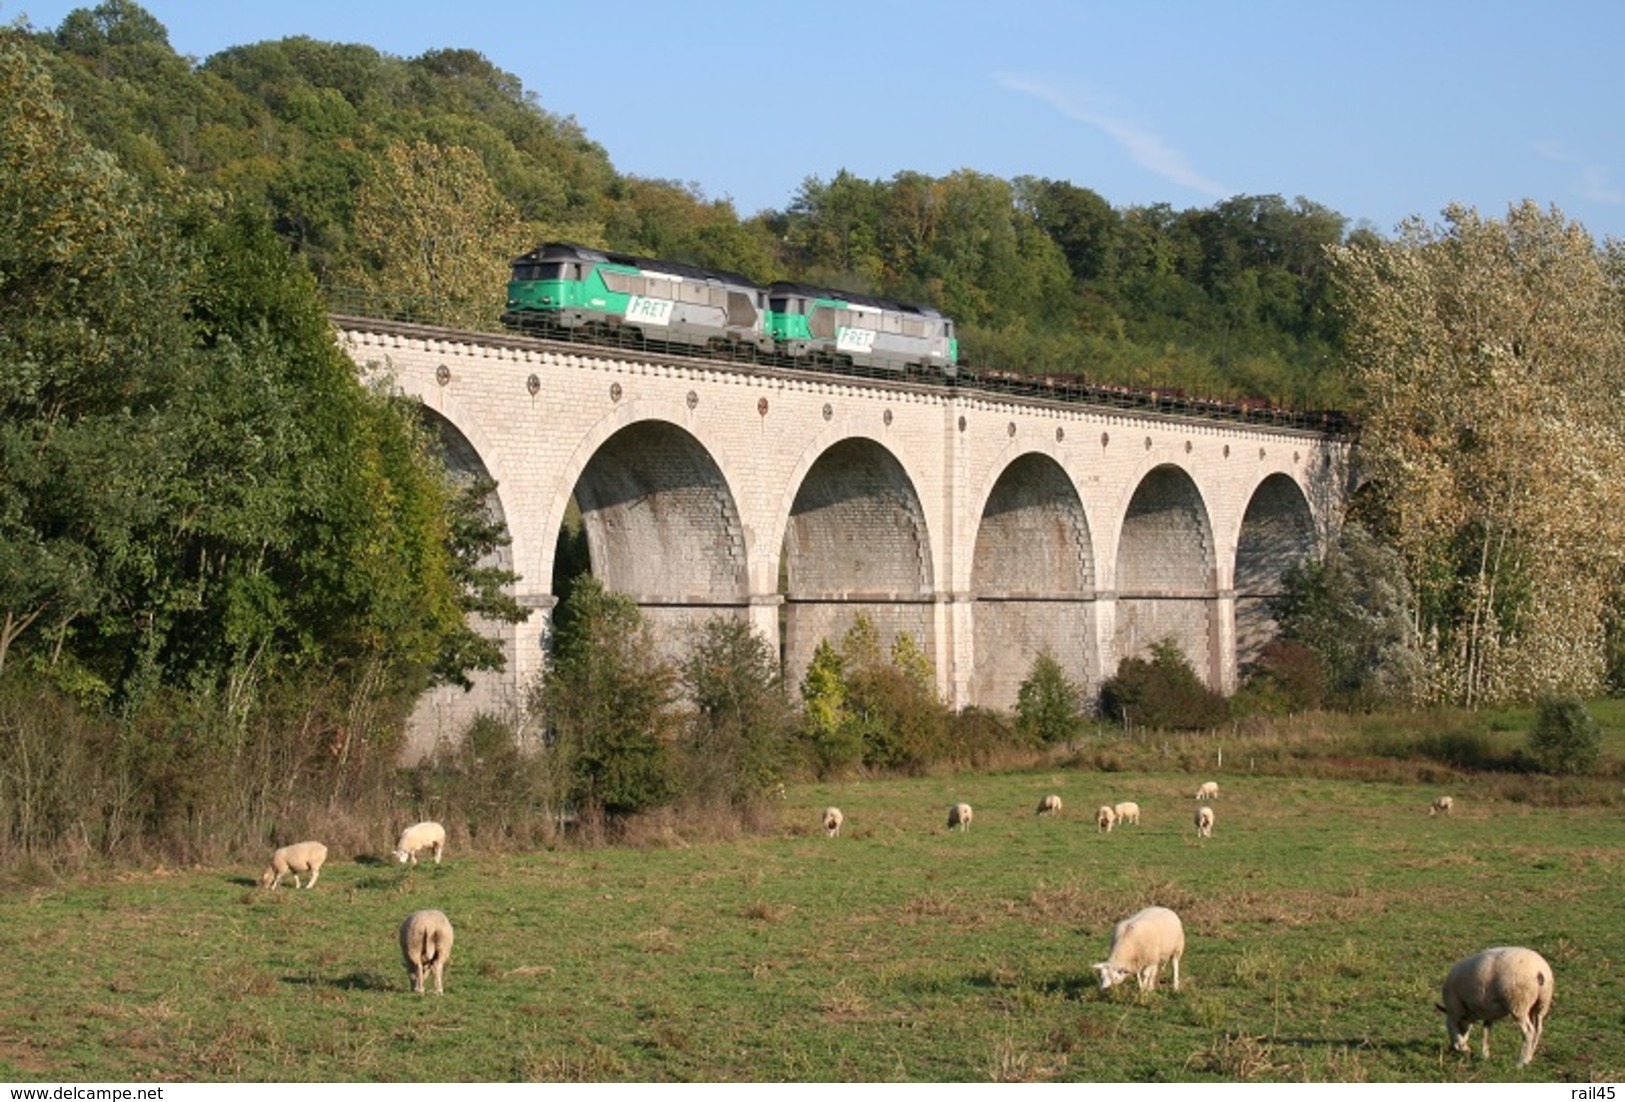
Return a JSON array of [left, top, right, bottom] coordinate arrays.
[[502, 242, 959, 378], [502, 242, 773, 358], [764, 281, 958, 377]]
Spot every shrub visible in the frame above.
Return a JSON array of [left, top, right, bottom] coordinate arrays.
[[1098, 638, 1228, 731], [1014, 651, 1088, 746], [1526, 695, 1603, 775]]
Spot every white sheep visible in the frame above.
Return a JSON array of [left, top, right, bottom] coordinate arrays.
[[399, 909, 455, 995], [1430, 795, 1455, 816], [1195, 781, 1219, 800], [1036, 794, 1063, 816], [1113, 801, 1141, 826], [392, 820, 446, 865], [1096, 805, 1117, 833], [1437, 947, 1553, 1066], [259, 840, 328, 890], [1093, 905, 1185, 993], [1194, 804, 1214, 838], [822, 806, 844, 837], [947, 803, 973, 832]]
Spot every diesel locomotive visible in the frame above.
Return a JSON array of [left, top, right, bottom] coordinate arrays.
[[501, 242, 959, 377]]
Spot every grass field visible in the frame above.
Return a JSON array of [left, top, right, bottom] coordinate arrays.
[[1, 763, 1619, 1083]]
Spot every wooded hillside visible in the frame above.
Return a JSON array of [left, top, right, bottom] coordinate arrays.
[[24, 0, 1365, 408]]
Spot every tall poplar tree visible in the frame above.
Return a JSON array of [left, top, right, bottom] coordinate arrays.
[[1330, 202, 1625, 704]]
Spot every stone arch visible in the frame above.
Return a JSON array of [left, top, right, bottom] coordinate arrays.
[[781, 437, 934, 689], [570, 419, 749, 655], [969, 452, 1096, 709], [1234, 472, 1318, 670], [402, 407, 523, 761], [418, 408, 513, 578], [1113, 464, 1218, 684]]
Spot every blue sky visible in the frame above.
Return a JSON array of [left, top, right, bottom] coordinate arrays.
[[11, 0, 1625, 240]]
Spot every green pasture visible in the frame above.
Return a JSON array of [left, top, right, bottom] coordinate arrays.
[[1, 769, 1619, 1082]]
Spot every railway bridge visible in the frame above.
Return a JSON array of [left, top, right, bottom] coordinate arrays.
[[333, 316, 1354, 758]]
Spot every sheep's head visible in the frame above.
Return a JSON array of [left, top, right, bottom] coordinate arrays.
[[1436, 1003, 1471, 1052], [1093, 962, 1131, 991], [258, 868, 276, 887], [393, 849, 409, 864]]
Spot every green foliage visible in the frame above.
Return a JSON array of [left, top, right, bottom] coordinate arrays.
[[1527, 695, 1603, 775], [1014, 651, 1088, 746], [678, 616, 797, 806], [1, 37, 522, 824], [1098, 638, 1229, 731], [798, 638, 861, 778], [1233, 639, 1326, 716], [420, 712, 555, 848], [430, 473, 529, 690], [1270, 522, 1422, 710], [838, 618, 948, 773], [536, 577, 677, 818], [22, 4, 1372, 405]]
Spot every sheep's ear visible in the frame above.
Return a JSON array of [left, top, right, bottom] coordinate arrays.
[[1434, 1003, 1448, 1014]]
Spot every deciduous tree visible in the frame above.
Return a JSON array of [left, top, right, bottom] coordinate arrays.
[[1330, 202, 1625, 705]]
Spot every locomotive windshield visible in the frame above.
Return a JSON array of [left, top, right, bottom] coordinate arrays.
[[513, 261, 573, 281]]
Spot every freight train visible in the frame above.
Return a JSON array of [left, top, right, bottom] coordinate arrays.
[[497, 241, 1351, 433], [501, 242, 959, 377]]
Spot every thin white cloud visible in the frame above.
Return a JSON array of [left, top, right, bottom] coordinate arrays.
[[997, 73, 1229, 199], [1533, 140, 1625, 205]]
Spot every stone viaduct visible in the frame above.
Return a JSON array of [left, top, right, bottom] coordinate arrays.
[[333, 316, 1354, 759]]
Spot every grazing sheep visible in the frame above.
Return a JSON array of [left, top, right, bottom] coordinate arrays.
[[1430, 796, 1455, 816], [1194, 804, 1214, 838], [259, 841, 328, 890], [1113, 801, 1141, 826], [1036, 794, 1063, 816], [1093, 905, 1185, 993], [1195, 781, 1219, 800], [1096, 805, 1117, 833], [822, 806, 844, 837], [398, 909, 455, 995], [1437, 947, 1553, 1066], [947, 803, 973, 832], [392, 820, 446, 865]]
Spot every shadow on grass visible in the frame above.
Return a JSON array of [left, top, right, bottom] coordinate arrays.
[[283, 971, 398, 991]]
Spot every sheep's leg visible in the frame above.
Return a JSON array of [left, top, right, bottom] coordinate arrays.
[[433, 841, 443, 864], [432, 958, 444, 995], [305, 867, 319, 889], [1514, 1014, 1537, 1066], [1480, 1021, 1491, 1060], [1171, 954, 1181, 992]]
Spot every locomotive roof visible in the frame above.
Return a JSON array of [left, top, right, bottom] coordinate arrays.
[[767, 281, 948, 319], [516, 242, 761, 289]]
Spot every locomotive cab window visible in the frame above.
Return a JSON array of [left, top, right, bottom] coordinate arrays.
[[515, 261, 573, 281]]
